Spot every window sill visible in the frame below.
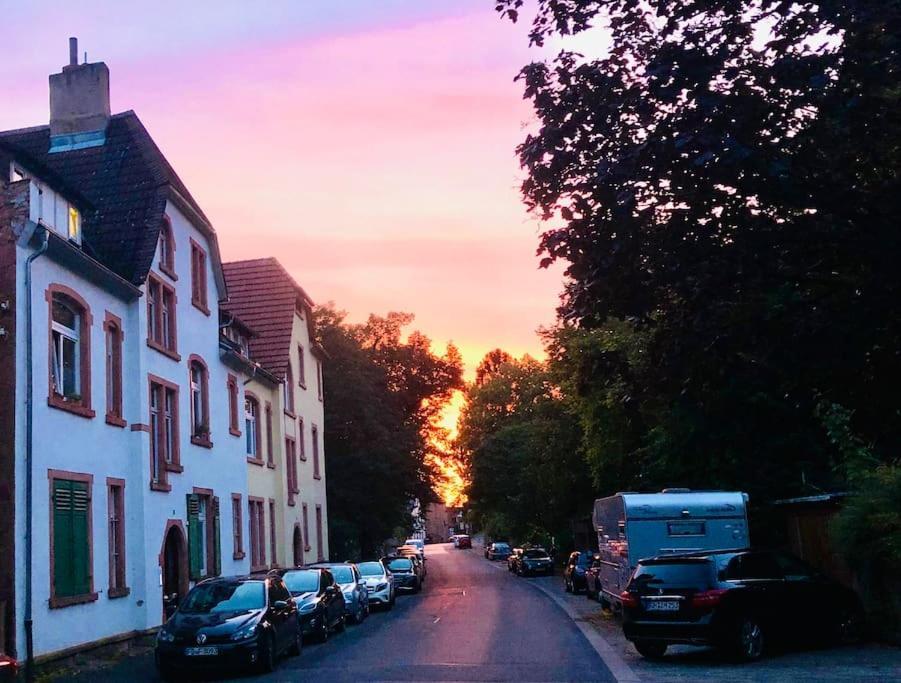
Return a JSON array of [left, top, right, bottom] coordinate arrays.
[[48, 395, 95, 419], [266, 462, 276, 470], [165, 462, 184, 474], [192, 299, 211, 317], [160, 263, 178, 282], [299, 382, 307, 390], [247, 456, 265, 467], [150, 481, 172, 493], [229, 427, 241, 437], [146, 338, 181, 362], [313, 475, 321, 480], [50, 592, 98, 609], [233, 551, 245, 561], [304, 546, 311, 552], [191, 436, 213, 449], [107, 587, 130, 600], [105, 413, 127, 428], [299, 456, 307, 462], [287, 498, 296, 507], [284, 410, 295, 419]]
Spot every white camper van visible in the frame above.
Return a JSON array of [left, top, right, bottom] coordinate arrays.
[[592, 489, 750, 608]]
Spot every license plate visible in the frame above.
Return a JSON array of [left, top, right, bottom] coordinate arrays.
[[185, 646, 218, 656], [645, 600, 680, 612]]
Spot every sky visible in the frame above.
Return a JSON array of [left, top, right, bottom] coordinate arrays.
[[1, 0, 573, 380]]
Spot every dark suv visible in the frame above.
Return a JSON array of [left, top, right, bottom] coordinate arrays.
[[621, 549, 863, 661], [563, 551, 594, 593]]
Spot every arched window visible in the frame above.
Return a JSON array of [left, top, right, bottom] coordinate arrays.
[[245, 395, 261, 458], [104, 312, 124, 426], [188, 356, 210, 445], [47, 285, 93, 418]]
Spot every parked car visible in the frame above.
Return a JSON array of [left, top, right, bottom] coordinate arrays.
[[517, 547, 554, 576], [311, 563, 370, 624], [621, 549, 864, 662], [508, 548, 524, 572], [456, 534, 472, 549], [585, 555, 603, 601], [382, 556, 421, 593], [396, 546, 427, 581], [487, 542, 513, 561], [563, 551, 594, 593], [404, 538, 426, 558], [271, 567, 346, 643], [357, 560, 396, 609], [155, 575, 301, 679]]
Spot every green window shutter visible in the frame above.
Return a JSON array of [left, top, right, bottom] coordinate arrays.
[[53, 480, 75, 597], [213, 496, 222, 576], [187, 494, 201, 580], [71, 481, 91, 595]]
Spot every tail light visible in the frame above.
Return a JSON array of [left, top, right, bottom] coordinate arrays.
[[690, 589, 728, 609], [619, 590, 639, 609]]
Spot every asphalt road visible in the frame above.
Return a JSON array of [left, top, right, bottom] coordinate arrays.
[[63, 542, 616, 682]]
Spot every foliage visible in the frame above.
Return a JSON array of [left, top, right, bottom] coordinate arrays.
[[494, 0, 901, 505], [316, 303, 463, 559]]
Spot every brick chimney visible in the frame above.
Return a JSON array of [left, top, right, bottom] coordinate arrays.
[[49, 37, 110, 152]]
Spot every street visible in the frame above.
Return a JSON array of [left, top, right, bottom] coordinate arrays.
[[58, 543, 616, 682]]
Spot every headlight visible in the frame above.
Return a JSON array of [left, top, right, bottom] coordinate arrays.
[[343, 592, 354, 601], [230, 623, 257, 641], [156, 628, 175, 643], [376, 583, 388, 591], [299, 601, 318, 614]]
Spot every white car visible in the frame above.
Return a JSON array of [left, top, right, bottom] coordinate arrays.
[[356, 560, 395, 610], [404, 538, 425, 558]]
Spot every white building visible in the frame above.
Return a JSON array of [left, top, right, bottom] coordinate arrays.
[[0, 44, 252, 663]]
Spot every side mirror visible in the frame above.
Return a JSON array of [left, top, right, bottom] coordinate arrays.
[[273, 600, 288, 610], [325, 585, 337, 595]]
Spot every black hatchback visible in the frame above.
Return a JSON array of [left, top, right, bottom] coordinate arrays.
[[154, 575, 301, 678], [621, 549, 863, 661]]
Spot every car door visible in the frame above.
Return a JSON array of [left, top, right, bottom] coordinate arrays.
[[267, 579, 289, 651], [736, 551, 789, 637], [323, 570, 341, 625], [773, 551, 824, 631], [274, 578, 296, 648]]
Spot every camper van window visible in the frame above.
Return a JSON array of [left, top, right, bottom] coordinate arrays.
[[667, 521, 706, 536]]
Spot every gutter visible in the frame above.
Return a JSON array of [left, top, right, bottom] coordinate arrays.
[[23, 225, 48, 682]]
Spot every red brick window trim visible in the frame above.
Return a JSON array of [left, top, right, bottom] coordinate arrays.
[[302, 503, 311, 552], [245, 391, 263, 463], [312, 424, 321, 480], [106, 477, 129, 598], [227, 374, 241, 437], [149, 374, 181, 491], [248, 496, 266, 572], [284, 365, 295, 416], [315, 505, 324, 562], [190, 238, 210, 316], [46, 284, 95, 419], [188, 355, 212, 448], [103, 311, 125, 427], [268, 498, 277, 568], [158, 215, 177, 281], [297, 344, 306, 389], [265, 402, 275, 468], [298, 418, 306, 461], [285, 436, 297, 506], [231, 493, 245, 560], [146, 273, 179, 361], [48, 469, 98, 609], [316, 359, 323, 402]]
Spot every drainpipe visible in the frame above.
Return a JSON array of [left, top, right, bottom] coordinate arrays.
[[24, 225, 48, 682]]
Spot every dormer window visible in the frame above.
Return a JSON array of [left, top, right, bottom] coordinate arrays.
[[67, 206, 81, 244], [11, 164, 27, 182]]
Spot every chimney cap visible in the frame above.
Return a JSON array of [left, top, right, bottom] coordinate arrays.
[[68, 37, 78, 67]]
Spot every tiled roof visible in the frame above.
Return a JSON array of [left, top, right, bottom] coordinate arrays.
[[222, 258, 314, 378], [0, 111, 210, 285]]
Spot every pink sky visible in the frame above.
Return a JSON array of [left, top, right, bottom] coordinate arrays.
[[1, 2, 568, 377]]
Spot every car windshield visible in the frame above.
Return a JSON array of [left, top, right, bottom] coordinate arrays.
[[576, 553, 593, 566], [181, 581, 265, 614], [494, 543, 510, 551], [326, 566, 354, 583], [282, 570, 320, 594], [631, 560, 713, 590], [357, 562, 384, 577], [524, 549, 548, 558], [388, 558, 412, 571]]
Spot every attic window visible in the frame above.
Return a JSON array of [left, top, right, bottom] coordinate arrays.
[[11, 165, 27, 182], [68, 206, 81, 244]]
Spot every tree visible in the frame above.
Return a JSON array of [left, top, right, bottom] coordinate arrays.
[[316, 304, 463, 558], [497, 0, 901, 501]]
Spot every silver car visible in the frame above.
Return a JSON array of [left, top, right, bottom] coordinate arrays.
[[312, 563, 370, 624], [356, 560, 396, 610]]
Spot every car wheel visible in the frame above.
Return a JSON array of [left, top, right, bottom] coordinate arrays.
[[564, 578, 572, 593], [634, 640, 667, 659], [733, 616, 765, 661], [353, 602, 364, 624], [600, 596, 611, 611], [831, 603, 865, 644], [316, 617, 329, 643], [585, 585, 595, 600], [287, 625, 303, 657], [156, 662, 179, 682], [257, 632, 276, 673], [335, 614, 346, 633]]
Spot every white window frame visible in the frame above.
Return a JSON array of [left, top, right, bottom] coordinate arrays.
[[51, 301, 80, 397], [245, 398, 258, 457]]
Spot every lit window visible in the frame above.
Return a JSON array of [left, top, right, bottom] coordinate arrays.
[[245, 398, 260, 457], [51, 298, 81, 398], [68, 206, 81, 244]]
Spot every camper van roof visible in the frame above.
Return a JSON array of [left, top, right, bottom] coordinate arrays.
[[602, 491, 748, 520]]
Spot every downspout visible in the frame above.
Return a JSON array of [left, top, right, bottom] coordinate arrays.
[[24, 225, 48, 682]]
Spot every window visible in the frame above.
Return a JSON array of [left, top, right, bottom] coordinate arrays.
[[158, 216, 176, 279], [268, 499, 277, 568], [265, 402, 274, 467], [232, 494, 244, 560], [248, 498, 266, 571], [47, 286, 94, 417], [245, 396, 261, 460], [103, 313, 124, 426], [285, 364, 295, 415], [316, 359, 323, 401], [667, 521, 706, 537], [188, 357, 211, 446], [312, 425, 321, 479], [227, 374, 240, 437], [107, 478, 128, 598], [190, 239, 209, 314], [67, 206, 81, 244], [188, 491, 220, 580], [298, 419, 306, 461], [297, 345, 306, 388], [146, 274, 178, 358], [49, 470, 97, 608], [285, 437, 298, 506], [315, 505, 324, 561], [149, 376, 179, 490], [302, 503, 311, 551]]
